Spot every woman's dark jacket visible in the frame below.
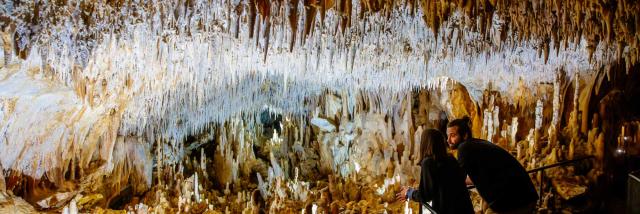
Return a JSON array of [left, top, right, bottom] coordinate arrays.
[[409, 156, 474, 214]]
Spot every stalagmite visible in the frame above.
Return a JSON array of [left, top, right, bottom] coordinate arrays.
[[404, 200, 412, 214], [69, 199, 78, 214], [195, 172, 200, 203], [568, 140, 575, 160], [510, 117, 519, 149], [595, 133, 605, 161]]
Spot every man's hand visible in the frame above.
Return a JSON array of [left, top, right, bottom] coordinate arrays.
[[395, 186, 410, 202]]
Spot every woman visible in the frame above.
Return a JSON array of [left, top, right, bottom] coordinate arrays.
[[396, 129, 474, 214]]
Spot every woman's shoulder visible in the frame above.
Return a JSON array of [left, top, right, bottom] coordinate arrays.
[[420, 157, 438, 167]]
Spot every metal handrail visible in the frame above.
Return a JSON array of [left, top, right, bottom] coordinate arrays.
[[526, 155, 594, 174], [466, 155, 595, 206], [528, 155, 594, 203], [466, 155, 594, 189], [422, 203, 437, 214], [631, 171, 640, 183]]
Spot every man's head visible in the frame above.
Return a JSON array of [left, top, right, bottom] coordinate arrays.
[[447, 116, 472, 149]]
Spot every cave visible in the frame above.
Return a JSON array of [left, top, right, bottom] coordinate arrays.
[[1, 0, 640, 213]]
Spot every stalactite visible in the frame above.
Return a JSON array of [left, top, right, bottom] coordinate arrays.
[[303, 0, 318, 42]]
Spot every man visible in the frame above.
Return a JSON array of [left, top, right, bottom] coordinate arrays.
[[447, 117, 538, 214]]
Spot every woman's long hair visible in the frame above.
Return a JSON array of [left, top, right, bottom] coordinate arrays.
[[419, 129, 448, 162]]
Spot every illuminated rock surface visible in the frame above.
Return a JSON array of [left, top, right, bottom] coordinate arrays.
[[1, 0, 640, 213]]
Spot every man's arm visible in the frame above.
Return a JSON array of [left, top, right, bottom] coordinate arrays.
[[457, 144, 476, 188]]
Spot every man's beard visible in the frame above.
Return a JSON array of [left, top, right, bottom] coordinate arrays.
[[449, 141, 461, 149]]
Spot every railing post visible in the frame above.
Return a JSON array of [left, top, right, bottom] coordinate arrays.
[[539, 170, 544, 206]]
